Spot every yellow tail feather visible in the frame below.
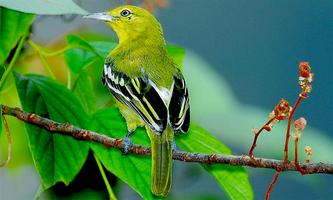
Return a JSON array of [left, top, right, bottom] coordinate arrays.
[[147, 127, 173, 197]]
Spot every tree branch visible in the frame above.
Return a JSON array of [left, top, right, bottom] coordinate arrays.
[[2, 105, 332, 175]]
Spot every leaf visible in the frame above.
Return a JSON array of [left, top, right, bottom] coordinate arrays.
[[14, 73, 89, 188], [72, 71, 96, 115], [166, 45, 186, 69], [0, 7, 34, 65], [0, 99, 2, 135], [64, 35, 101, 74], [0, 65, 6, 80], [89, 41, 116, 58], [0, 0, 87, 15], [65, 35, 184, 72], [176, 124, 254, 200], [89, 107, 155, 200]]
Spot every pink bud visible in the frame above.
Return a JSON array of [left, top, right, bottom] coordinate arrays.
[[294, 117, 307, 131]]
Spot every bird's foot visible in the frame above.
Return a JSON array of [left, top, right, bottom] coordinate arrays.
[[122, 130, 134, 154], [171, 141, 177, 152]]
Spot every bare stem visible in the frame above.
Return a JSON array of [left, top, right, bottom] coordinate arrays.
[[265, 171, 281, 200], [284, 95, 303, 162], [2, 104, 332, 174], [294, 137, 306, 174], [248, 117, 276, 157]]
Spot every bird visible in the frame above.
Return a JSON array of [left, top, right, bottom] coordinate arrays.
[[84, 5, 190, 196]]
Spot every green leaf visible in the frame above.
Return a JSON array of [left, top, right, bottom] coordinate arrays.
[[0, 65, 5, 79], [89, 107, 155, 200], [64, 35, 117, 75], [0, 99, 2, 135], [72, 71, 96, 115], [89, 41, 116, 58], [166, 45, 186, 69], [0, 0, 87, 15], [176, 124, 253, 200], [14, 73, 89, 188], [0, 7, 34, 65], [65, 35, 184, 74], [64, 35, 101, 74]]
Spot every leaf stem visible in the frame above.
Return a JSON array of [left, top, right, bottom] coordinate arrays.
[[0, 35, 26, 91], [0, 111, 11, 168], [94, 155, 117, 200], [33, 184, 44, 200], [27, 40, 56, 79]]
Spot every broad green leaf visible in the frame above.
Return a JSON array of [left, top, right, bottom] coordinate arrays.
[[72, 71, 96, 115], [0, 0, 87, 15], [14, 73, 89, 188], [0, 7, 34, 65], [89, 107, 155, 200], [176, 124, 253, 200], [65, 35, 101, 74], [166, 45, 186, 69]]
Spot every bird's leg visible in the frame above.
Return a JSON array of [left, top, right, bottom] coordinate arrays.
[[122, 129, 134, 154], [171, 140, 177, 152]]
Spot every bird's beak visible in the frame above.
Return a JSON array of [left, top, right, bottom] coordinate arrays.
[[83, 12, 114, 22]]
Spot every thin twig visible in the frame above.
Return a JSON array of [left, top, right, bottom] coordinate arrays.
[[284, 95, 303, 162], [2, 104, 333, 174], [265, 171, 281, 200], [0, 35, 27, 90], [0, 112, 12, 167], [294, 137, 306, 174], [248, 117, 276, 157]]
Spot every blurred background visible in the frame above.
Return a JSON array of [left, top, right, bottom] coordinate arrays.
[[1, 0, 332, 199]]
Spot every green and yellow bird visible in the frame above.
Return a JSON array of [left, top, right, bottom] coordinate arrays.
[[84, 5, 190, 196]]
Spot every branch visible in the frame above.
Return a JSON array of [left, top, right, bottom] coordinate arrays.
[[2, 105, 332, 175]]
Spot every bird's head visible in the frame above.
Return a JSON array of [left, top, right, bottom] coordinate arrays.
[[84, 5, 164, 44]]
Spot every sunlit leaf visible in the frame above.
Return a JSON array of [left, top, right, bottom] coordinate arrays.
[[0, 7, 34, 65], [176, 124, 253, 200], [0, 0, 87, 15], [14, 73, 89, 188], [89, 107, 155, 200]]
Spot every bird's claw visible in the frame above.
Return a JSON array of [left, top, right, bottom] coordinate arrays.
[[171, 141, 177, 152], [122, 137, 132, 154], [122, 130, 134, 154]]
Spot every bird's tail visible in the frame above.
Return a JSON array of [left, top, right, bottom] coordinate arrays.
[[147, 127, 173, 197]]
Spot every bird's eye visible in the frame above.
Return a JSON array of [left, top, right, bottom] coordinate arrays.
[[120, 9, 131, 17]]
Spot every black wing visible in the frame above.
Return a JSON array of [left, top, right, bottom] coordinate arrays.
[[103, 61, 168, 134], [169, 69, 190, 133]]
